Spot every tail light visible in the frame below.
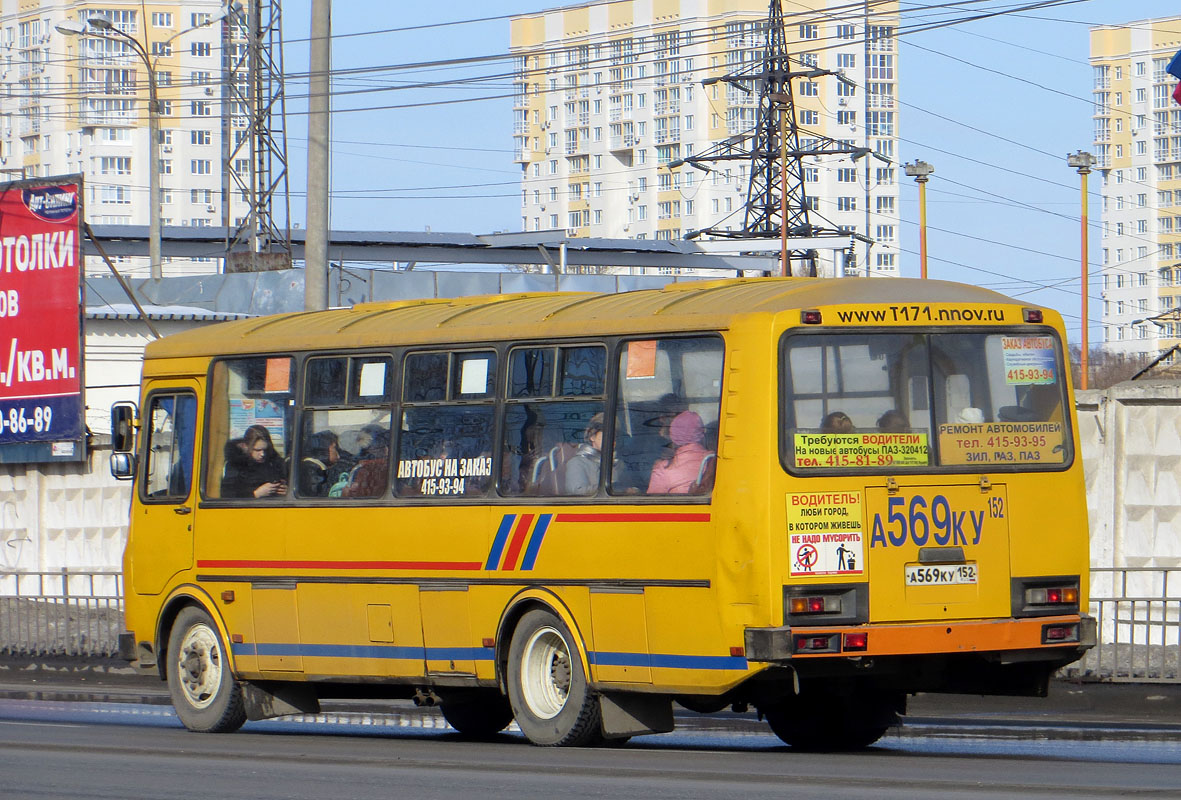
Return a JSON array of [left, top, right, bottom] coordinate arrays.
[[789, 595, 841, 615], [1023, 308, 1044, 323], [1042, 623, 1080, 644], [1025, 586, 1078, 606], [794, 633, 838, 653]]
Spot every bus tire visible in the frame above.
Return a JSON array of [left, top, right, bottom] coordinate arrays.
[[440, 691, 514, 738], [763, 688, 898, 751], [166, 606, 246, 733], [506, 608, 602, 747]]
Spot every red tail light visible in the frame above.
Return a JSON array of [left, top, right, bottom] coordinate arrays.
[[843, 632, 868, 651], [1023, 308, 1043, 323], [789, 595, 841, 615], [801, 309, 822, 325]]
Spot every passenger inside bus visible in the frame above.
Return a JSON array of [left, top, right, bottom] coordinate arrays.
[[563, 413, 604, 496], [299, 430, 353, 497], [647, 410, 714, 495], [876, 409, 910, 433], [221, 425, 287, 499], [820, 411, 854, 433], [341, 425, 390, 498]]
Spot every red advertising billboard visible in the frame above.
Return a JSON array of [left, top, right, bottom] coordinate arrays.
[[0, 176, 84, 461]]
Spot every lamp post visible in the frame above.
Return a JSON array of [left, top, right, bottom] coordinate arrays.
[[903, 160, 934, 279], [1067, 150, 1096, 390], [58, 7, 235, 281]]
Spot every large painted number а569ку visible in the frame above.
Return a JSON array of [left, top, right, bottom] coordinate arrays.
[[870, 494, 988, 548]]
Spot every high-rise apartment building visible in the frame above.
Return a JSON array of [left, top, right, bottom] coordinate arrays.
[[510, 0, 901, 276], [1090, 16, 1181, 356], [0, 0, 259, 277]]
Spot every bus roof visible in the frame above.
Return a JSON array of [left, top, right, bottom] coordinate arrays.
[[142, 276, 1028, 360]]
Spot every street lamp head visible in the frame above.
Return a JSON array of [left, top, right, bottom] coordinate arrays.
[[87, 17, 114, 31], [54, 19, 87, 36], [1067, 150, 1096, 173], [903, 160, 935, 179]]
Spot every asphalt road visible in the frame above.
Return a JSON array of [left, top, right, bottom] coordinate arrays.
[[2, 697, 1181, 800]]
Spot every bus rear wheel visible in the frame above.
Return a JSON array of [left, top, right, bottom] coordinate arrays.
[[763, 688, 900, 751], [166, 606, 246, 733], [506, 608, 602, 747], [439, 690, 514, 738]]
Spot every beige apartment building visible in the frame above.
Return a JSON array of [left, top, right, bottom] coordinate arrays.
[[1090, 16, 1181, 356], [0, 0, 256, 277], [510, 0, 901, 276]]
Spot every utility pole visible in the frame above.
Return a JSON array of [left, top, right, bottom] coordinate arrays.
[[903, 160, 934, 279], [304, 0, 330, 311], [1068, 150, 1096, 390], [671, 0, 879, 277]]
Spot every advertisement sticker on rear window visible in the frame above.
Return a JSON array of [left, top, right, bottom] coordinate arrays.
[[1001, 336, 1056, 385], [786, 491, 864, 577]]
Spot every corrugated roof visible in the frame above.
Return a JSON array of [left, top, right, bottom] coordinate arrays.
[[87, 303, 255, 322], [142, 277, 1033, 360]]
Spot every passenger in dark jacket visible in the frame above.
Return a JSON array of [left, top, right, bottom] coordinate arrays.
[[300, 430, 352, 497], [221, 425, 287, 498]]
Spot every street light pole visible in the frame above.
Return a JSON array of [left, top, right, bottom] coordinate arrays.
[[1067, 150, 1097, 391], [903, 160, 934, 279], [59, 8, 235, 281]]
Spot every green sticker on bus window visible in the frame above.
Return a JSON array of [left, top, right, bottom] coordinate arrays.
[[794, 432, 930, 469]]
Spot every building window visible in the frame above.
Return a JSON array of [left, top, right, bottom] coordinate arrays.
[[151, 12, 173, 27], [799, 24, 818, 40], [191, 129, 212, 145], [191, 159, 212, 175]]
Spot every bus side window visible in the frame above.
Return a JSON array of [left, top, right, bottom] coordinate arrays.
[[143, 392, 197, 501], [611, 336, 724, 496], [205, 356, 294, 500], [500, 345, 607, 497]]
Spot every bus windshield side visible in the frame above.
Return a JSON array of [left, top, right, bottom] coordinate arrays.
[[782, 330, 1072, 472]]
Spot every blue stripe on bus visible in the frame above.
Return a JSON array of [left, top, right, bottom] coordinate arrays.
[[519, 513, 553, 571], [485, 514, 516, 570], [234, 643, 495, 661], [233, 643, 745, 671], [589, 651, 748, 670]]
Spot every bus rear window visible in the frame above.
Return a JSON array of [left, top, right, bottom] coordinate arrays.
[[782, 331, 1071, 471]]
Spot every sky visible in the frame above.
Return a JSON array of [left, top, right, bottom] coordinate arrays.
[[277, 0, 1181, 345]]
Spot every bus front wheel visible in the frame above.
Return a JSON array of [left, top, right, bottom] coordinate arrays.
[[166, 606, 247, 733], [506, 608, 602, 746]]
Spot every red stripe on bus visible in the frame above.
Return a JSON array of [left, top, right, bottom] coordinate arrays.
[[554, 513, 711, 523], [500, 513, 535, 571], [196, 560, 483, 571]]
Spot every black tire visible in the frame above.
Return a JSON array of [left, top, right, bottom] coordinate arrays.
[[505, 608, 602, 747], [763, 688, 900, 751], [439, 691, 514, 738], [166, 606, 246, 733]]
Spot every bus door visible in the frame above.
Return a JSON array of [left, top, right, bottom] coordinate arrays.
[[131, 384, 200, 595]]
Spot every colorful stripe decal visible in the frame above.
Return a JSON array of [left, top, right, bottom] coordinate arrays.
[[519, 514, 552, 571], [483, 514, 516, 570], [196, 559, 483, 571], [501, 513, 535, 571], [201, 512, 710, 575], [233, 642, 743, 671]]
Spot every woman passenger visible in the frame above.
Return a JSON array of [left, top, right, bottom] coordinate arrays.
[[222, 425, 287, 498], [647, 410, 712, 495]]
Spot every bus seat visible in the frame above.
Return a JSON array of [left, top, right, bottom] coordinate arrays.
[[530, 443, 576, 495], [689, 452, 717, 495]]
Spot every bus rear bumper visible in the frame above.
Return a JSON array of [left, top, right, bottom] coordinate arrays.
[[744, 614, 1096, 663]]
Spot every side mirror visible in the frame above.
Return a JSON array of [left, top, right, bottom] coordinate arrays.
[[111, 402, 137, 453], [110, 451, 136, 481]]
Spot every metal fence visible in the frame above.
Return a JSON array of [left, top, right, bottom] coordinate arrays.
[[0, 569, 123, 657], [1, 567, 1179, 681], [1066, 567, 1181, 683]]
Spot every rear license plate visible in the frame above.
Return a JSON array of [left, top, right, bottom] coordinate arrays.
[[905, 563, 978, 586]]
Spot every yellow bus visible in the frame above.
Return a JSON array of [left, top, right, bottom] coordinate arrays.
[[111, 277, 1094, 749]]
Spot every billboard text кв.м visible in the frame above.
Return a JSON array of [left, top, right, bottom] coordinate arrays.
[[0, 177, 83, 460]]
